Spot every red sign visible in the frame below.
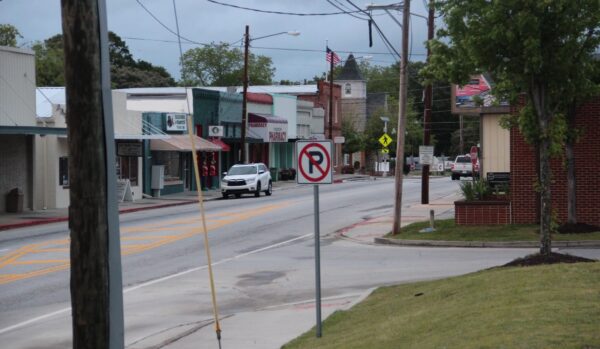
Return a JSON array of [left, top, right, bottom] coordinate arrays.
[[296, 141, 333, 184], [470, 146, 478, 160]]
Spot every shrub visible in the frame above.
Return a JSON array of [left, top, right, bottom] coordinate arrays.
[[460, 178, 492, 201]]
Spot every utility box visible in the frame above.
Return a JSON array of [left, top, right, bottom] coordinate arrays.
[[151, 165, 165, 197], [6, 188, 24, 213]]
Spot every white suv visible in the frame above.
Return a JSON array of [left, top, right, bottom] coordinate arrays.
[[221, 163, 272, 199]]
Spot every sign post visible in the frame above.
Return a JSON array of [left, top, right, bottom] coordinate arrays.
[[470, 145, 478, 182], [296, 140, 333, 338]]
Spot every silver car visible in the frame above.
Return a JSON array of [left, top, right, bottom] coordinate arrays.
[[221, 163, 273, 198]]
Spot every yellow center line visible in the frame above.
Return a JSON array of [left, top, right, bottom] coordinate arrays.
[[0, 201, 292, 285], [12, 259, 70, 265]]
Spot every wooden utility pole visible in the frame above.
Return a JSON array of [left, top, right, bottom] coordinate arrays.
[[61, 0, 124, 347], [240, 25, 250, 164], [421, 0, 434, 204], [392, 0, 411, 234]]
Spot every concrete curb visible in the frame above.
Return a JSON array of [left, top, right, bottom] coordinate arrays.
[[374, 237, 600, 248]]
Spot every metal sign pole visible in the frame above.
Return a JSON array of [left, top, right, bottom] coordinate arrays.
[[313, 184, 322, 338]]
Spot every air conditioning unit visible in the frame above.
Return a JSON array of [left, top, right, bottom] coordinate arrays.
[[208, 125, 224, 137]]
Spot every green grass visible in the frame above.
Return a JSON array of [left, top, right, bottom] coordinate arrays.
[[283, 262, 600, 349], [385, 219, 600, 241]]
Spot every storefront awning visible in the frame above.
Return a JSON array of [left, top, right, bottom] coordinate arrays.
[[248, 113, 288, 143], [150, 135, 222, 152], [209, 138, 231, 152]]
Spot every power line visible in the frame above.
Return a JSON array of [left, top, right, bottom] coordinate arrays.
[[206, 0, 364, 16], [345, 0, 401, 59], [326, 0, 368, 21], [135, 0, 207, 46]]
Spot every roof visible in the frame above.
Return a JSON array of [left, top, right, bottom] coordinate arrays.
[[337, 54, 364, 81], [115, 87, 188, 95], [36, 87, 66, 118], [247, 92, 273, 105]]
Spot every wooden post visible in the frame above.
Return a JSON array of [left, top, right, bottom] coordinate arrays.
[[392, 0, 410, 234], [61, 0, 124, 347]]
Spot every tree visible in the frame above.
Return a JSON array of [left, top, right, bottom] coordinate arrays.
[[426, 0, 600, 255], [32, 32, 175, 87], [180, 42, 274, 86], [0, 24, 22, 47], [341, 117, 363, 155]]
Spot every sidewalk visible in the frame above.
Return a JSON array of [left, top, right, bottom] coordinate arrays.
[[132, 190, 461, 349], [0, 174, 371, 232]]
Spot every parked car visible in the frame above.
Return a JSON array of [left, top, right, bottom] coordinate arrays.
[[221, 163, 272, 198], [451, 155, 479, 180]]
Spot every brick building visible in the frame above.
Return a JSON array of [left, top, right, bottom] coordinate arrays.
[[510, 96, 600, 226], [296, 80, 343, 173]]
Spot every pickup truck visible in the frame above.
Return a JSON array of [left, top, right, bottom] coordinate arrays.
[[451, 155, 479, 180]]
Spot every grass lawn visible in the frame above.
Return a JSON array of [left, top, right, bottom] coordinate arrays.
[[385, 219, 600, 241], [283, 262, 600, 349]]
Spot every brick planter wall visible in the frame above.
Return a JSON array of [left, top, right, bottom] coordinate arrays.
[[455, 200, 511, 225]]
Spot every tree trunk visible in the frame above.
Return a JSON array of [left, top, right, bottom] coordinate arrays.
[[62, 0, 114, 347], [566, 106, 577, 225], [530, 84, 552, 256], [538, 137, 552, 255]]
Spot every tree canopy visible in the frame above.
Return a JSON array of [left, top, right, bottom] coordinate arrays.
[[180, 42, 275, 86], [425, 0, 600, 255], [0, 24, 22, 47], [32, 31, 175, 87]]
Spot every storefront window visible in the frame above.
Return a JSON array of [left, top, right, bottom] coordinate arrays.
[[117, 156, 138, 186], [153, 152, 181, 183]]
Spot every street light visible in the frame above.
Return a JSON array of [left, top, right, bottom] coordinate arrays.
[[240, 26, 300, 164]]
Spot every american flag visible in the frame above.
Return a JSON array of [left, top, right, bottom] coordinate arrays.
[[326, 47, 341, 65]]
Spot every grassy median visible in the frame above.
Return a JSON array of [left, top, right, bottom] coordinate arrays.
[[283, 261, 600, 349], [385, 219, 600, 241]]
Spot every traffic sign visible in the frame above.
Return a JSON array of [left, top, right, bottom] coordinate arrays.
[[379, 133, 393, 147], [296, 141, 333, 184], [419, 145, 434, 165], [381, 148, 389, 154], [470, 145, 478, 160]]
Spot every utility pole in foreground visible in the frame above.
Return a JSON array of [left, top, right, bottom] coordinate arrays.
[[392, 0, 411, 234], [421, 0, 434, 204], [61, 0, 124, 347]]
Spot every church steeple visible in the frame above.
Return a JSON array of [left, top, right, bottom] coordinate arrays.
[[337, 54, 364, 81]]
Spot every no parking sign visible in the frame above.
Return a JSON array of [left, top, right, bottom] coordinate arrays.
[[296, 141, 333, 185]]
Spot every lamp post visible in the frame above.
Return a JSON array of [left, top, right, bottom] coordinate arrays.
[[240, 26, 300, 164]]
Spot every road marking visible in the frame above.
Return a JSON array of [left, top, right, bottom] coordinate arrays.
[[0, 202, 292, 285], [0, 232, 312, 335]]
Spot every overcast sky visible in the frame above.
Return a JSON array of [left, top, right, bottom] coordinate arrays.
[[1, 0, 435, 84]]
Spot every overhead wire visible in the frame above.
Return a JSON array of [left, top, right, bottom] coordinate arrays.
[[326, 0, 368, 21], [345, 0, 401, 59], [135, 0, 208, 46], [206, 0, 364, 16]]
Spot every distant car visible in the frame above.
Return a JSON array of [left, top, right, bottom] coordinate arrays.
[[451, 155, 479, 180], [221, 163, 272, 198]]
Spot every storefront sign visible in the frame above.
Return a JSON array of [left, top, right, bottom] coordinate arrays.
[[117, 142, 142, 157], [249, 114, 288, 143], [166, 113, 187, 131]]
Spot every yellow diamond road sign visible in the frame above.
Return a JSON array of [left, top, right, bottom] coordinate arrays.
[[379, 133, 392, 147]]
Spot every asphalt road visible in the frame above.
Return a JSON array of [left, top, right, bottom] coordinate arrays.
[[1, 177, 598, 348]]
